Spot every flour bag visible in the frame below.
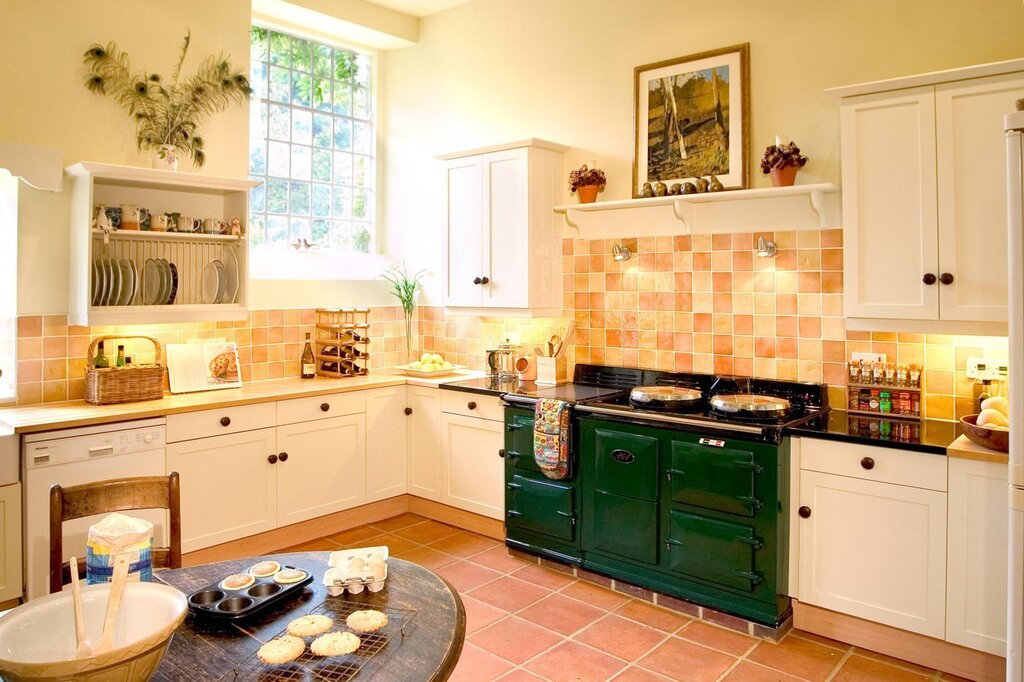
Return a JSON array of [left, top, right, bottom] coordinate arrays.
[[85, 513, 154, 584]]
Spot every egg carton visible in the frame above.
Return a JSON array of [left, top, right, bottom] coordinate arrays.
[[323, 545, 389, 596]]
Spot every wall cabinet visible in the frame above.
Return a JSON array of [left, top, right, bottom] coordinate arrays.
[[440, 139, 566, 314], [407, 385, 443, 501], [440, 395, 505, 519], [365, 386, 408, 502], [946, 457, 1008, 655], [839, 71, 1024, 326], [0, 482, 21, 602]]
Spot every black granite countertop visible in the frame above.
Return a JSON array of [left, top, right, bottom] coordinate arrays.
[[786, 410, 961, 455], [440, 376, 532, 397]]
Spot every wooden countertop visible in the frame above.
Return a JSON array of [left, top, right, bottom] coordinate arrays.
[[0, 369, 486, 435], [947, 434, 1009, 464]]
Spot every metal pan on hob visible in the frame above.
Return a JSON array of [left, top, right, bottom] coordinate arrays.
[[628, 385, 705, 412]]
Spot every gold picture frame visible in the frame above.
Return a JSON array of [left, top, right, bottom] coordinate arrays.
[[633, 43, 750, 196]]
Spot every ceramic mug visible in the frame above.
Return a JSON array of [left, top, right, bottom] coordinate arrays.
[[203, 218, 220, 234], [151, 214, 169, 232], [179, 215, 198, 232], [119, 203, 140, 230]]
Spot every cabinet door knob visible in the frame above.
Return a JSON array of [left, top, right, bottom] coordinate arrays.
[[268, 454, 278, 464], [498, 448, 506, 458], [473, 276, 482, 285], [939, 272, 955, 285], [922, 273, 937, 285], [220, 416, 231, 427], [467, 401, 477, 410], [481, 276, 490, 284], [320, 402, 330, 412], [860, 456, 875, 470], [404, 407, 413, 416], [279, 452, 289, 462], [798, 506, 812, 518]]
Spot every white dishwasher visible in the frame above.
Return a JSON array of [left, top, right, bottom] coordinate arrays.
[[23, 418, 167, 600]]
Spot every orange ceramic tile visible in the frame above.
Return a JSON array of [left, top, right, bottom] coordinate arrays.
[[673, 235, 692, 251], [755, 335, 777, 358], [674, 333, 693, 352], [17, 316, 42, 338], [712, 272, 732, 292], [42, 337, 67, 359], [713, 335, 733, 355], [734, 315, 754, 335], [17, 359, 42, 383], [42, 359, 66, 381], [926, 394, 954, 420], [775, 249, 797, 271], [712, 294, 733, 313], [674, 353, 693, 371], [823, 340, 846, 362], [732, 251, 753, 271], [694, 313, 712, 333], [799, 317, 822, 338], [679, 621, 756, 656], [832, 654, 932, 681], [42, 380, 67, 403], [714, 355, 734, 374], [525, 641, 626, 682], [712, 251, 732, 271], [777, 338, 799, 360], [926, 369, 954, 395], [712, 234, 732, 250], [638, 637, 736, 681], [775, 294, 798, 314], [821, 248, 843, 271], [693, 252, 711, 270], [822, 271, 843, 293], [638, 253, 656, 271], [449, 643, 515, 682], [655, 253, 673, 271], [798, 271, 821, 293], [589, 239, 606, 255], [776, 316, 798, 337]]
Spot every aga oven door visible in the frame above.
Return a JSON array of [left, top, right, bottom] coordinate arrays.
[[666, 438, 771, 517], [507, 474, 575, 541], [666, 510, 763, 592]]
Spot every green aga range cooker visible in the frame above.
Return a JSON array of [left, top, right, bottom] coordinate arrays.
[[502, 366, 829, 626]]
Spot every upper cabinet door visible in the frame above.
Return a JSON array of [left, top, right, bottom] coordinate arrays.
[[444, 156, 484, 307], [841, 87, 939, 320], [935, 73, 1024, 322], [482, 148, 530, 308]]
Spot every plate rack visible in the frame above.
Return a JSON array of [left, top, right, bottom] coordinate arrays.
[[315, 308, 370, 378], [91, 230, 242, 307]]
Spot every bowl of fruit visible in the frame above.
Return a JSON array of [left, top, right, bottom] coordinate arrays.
[[960, 396, 1010, 453], [399, 353, 462, 378]]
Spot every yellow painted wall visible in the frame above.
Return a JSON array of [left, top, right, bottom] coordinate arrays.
[[380, 0, 1024, 303]]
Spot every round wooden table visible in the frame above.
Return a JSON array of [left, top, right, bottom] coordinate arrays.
[[153, 552, 465, 681]]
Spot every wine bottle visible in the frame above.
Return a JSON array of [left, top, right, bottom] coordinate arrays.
[[301, 333, 316, 379], [116, 344, 126, 368], [94, 341, 110, 369]]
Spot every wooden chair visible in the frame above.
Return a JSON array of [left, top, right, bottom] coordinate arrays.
[[49, 472, 182, 594]]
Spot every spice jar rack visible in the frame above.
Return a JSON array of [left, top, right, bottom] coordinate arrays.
[[846, 361, 923, 420], [315, 308, 370, 378]]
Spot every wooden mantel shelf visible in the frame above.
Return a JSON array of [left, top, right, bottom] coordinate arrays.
[[554, 182, 840, 238]]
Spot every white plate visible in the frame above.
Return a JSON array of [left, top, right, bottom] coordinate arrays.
[[396, 363, 464, 378], [157, 259, 170, 306], [96, 260, 107, 306], [128, 260, 140, 305], [111, 259, 123, 307], [202, 262, 220, 304], [143, 259, 161, 305], [90, 261, 101, 306], [117, 260, 134, 306], [212, 260, 227, 304], [223, 249, 239, 304]]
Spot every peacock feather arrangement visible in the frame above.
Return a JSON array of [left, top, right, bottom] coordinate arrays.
[[83, 31, 252, 167]]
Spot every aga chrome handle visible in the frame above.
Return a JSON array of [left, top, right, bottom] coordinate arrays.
[[506, 423, 523, 431]]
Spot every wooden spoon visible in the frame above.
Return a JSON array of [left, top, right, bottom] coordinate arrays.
[[535, 346, 546, 358], [548, 335, 561, 359], [96, 554, 130, 653], [70, 558, 92, 659]]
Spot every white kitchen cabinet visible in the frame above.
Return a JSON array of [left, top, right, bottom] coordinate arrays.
[[277, 415, 366, 526], [0, 482, 22, 602], [946, 457, 1008, 655], [797, 469, 947, 638], [365, 386, 408, 502], [407, 385, 443, 502], [838, 70, 1024, 327], [440, 139, 566, 314], [440, 412, 505, 519], [168, 428, 278, 553]]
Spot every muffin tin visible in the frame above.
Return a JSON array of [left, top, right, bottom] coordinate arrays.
[[187, 565, 314, 620], [323, 546, 389, 596]]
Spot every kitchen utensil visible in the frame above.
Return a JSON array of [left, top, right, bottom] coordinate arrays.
[[560, 321, 576, 355], [709, 393, 792, 419], [549, 334, 562, 359], [495, 340, 518, 380], [535, 345, 546, 358], [97, 554, 130, 653], [69, 558, 91, 659], [547, 340, 555, 357], [186, 565, 313, 621], [223, 248, 239, 304], [960, 414, 1009, 452], [202, 262, 220, 304]]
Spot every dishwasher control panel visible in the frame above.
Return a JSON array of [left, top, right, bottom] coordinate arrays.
[[24, 420, 166, 469]]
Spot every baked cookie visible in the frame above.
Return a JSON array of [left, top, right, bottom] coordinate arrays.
[[346, 609, 388, 633], [249, 560, 281, 578], [257, 635, 305, 664], [287, 614, 333, 638], [274, 568, 308, 584], [310, 631, 361, 656], [219, 573, 255, 591]]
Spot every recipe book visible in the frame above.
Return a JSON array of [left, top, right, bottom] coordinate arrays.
[[166, 341, 242, 394]]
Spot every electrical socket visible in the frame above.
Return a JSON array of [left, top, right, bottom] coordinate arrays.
[[851, 352, 887, 364], [965, 357, 1009, 380]]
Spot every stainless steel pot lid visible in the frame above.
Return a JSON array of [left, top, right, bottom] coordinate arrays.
[[630, 385, 703, 404], [709, 393, 791, 415]]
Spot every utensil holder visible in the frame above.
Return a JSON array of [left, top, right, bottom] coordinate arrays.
[[535, 356, 567, 385]]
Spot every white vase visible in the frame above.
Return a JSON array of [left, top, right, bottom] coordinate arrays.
[[151, 145, 179, 171]]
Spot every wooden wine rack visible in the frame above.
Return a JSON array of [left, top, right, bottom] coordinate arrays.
[[314, 308, 370, 378]]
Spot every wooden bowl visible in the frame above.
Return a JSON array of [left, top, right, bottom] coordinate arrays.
[[960, 414, 1009, 453]]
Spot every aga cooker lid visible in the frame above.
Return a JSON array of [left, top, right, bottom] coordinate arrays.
[[709, 393, 792, 416], [629, 385, 703, 404]]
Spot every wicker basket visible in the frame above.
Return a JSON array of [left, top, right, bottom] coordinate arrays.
[[85, 335, 166, 405]]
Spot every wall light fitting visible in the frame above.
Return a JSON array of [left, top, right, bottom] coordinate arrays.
[[612, 243, 632, 262], [756, 236, 777, 258]]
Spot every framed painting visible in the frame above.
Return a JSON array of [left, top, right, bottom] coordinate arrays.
[[633, 43, 750, 196]]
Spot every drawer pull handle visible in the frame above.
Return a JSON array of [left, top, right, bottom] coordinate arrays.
[[507, 509, 521, 518], [220, 416, 231, 427], [481, 276, 490, 284], [731, 460, 763, 474], [922, 273, 937, 285], [737, 571, 763, 585], [506, 423, 523, 431], [505, 450, 521, 458], [939, 272, 955, 285], [798, 506, 812, 518], [556, 510, 573, 518], [860, 457, 875, 470], [404, 407, 413, 416], [738, 495, 764, 511], [666, 537, 684, 548], [279, 452, 289, 462], [320, 402, 330, 412], [507, 482, 522, 490], [734, 536, 764, 550], [473, 276, 482, 285], [611, 449, 635, 464], [665, 468, 686, 481], [467, 401, 477, 410], [268, 454, 278, 464], [498, 448, 506, 458]]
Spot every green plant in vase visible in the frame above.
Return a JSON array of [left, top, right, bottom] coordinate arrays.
[[381, 263, 429, 365]]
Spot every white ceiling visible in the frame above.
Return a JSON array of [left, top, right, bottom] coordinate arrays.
[[363, 0, 472, 18]]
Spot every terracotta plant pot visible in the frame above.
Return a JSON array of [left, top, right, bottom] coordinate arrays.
[[769, 165, 799, 187], [576, 184, 600, 204]]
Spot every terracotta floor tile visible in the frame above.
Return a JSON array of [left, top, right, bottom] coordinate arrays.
[[470, 545, 537, 574], [525, 641, 628, 682], [469, 576, 551, 612], [614, 599, 691, 633], [722, 661, 806, 681], [613, 667, 675, 681], [360, 532, 420, 554], [747, 635, 844, 682], [370, 513, 428, 532], [677, 621, 757, 656], [832, 654, 932, 681], [324, 525, 382, 546], [511, 564, 578, 590], [789, 629, 852, 652], [851, 648, 936, 676], [437, 560, 504, 592], [462, 596, 509, 634], [429, 531, 500, 558], [393, 545, 459, 570], [637, 637, 737, 682], [575, 614, 668, 662], [561, 580, 631, 611], [468, 616, 563, 664], [393, 519, 463, 544], [497, 670, 547, 681], [277, 537, 343, 552], [517, 593, 606, 636], [449, 643, 515, 682]]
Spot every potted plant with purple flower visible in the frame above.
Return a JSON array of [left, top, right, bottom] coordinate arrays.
[[569, 163, 607, 204], [760, 139, 808, 187]]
